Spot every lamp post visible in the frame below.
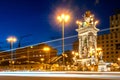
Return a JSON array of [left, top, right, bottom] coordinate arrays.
[[96, 48, 102, 60], [7, 36, 17, 68], [43, 47, 50, 63], [57, 13, 70, 65], [117, 58, 120, 67], [40, 58, 45, 63], [72, 51, 79, 64]]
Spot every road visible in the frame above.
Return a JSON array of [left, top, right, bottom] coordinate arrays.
[[0, 71, 120, 80]]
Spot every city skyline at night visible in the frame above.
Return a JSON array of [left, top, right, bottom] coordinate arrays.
[[0, 1, 120, 79]]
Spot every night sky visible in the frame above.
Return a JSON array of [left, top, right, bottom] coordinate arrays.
[[0, 0, 120, 51]]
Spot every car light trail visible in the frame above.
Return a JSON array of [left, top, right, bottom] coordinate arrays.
[[0, 72, 120, 79]]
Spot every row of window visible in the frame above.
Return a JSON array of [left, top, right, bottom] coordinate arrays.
[[105, 51, 118, 54], [98, 40, 118, 44], [111, 14, 120, 21], [98, 35, 119, 40], [103, 48, 114, 50], [103, 59, 116, 63], [111, 29, 119, 32], [111, 25, 119, 28], [101, 36, 118, 39], [104, 56, 118, 58], [111, 21, 120, 26], [101, 44, 114, 47], [33, 54, 45, 57]]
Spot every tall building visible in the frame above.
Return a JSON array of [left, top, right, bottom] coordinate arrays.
[[97, 12, 120, 63], [73, 12, 120, 63]]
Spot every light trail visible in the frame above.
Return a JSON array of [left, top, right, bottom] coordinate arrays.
[[0, 27, 119, 62], [0, 27, 119, 54], [3, 27, 120, 52], [0, 72, 120, 79]]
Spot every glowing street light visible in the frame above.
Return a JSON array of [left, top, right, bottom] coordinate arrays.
[[72, 51, 79, 56], [96, 48, 103, 59], [43, 47, 50, 63], [7, 36, 17, 60], [96, 48, 102, 51], [43, 47, 50, 51], [40, 58, 45, 63], [7, 36, 17, 44], [118, 58, 120, 66], [57, 13, 70, 54], [118, 58, 120, 61], [57, 13, 70, 65], [7, 36, 17, 67]]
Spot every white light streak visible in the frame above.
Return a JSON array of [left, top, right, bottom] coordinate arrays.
[[0, 27, 119, 62], [0, 72, 120, 79]]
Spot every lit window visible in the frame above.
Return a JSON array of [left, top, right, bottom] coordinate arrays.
[[33, 55, 35, 57], [36, 55, 38, 57]]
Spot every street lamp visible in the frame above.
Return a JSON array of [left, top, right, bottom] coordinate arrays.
[[57, 13, 70, 65], [96, 48, 102, 60], [72, 51, 79, 64], [40, 58, 45, 63], [7, 36, 17, 60], [7, 36, 17, 67], [43, 47, 50, 63], [117, 58, 120, 66]]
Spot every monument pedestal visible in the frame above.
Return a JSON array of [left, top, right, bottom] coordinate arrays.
[[98, 60, 107, 72]]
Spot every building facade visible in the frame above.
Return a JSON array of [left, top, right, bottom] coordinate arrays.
[[97, 12, 120, 63], [0, 43, 57, 67]]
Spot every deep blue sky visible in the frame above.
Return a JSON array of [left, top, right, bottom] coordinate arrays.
[[0, 0, 120, 50]]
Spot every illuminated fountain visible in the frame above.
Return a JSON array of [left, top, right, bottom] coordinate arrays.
[[75, 11, 107, 71]]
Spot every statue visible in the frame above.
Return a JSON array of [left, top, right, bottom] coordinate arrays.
[[83, 11, 95, 27], [82, 46, 88, 58]]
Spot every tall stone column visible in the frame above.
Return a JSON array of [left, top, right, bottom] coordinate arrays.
[[76, 11, 99, 59], [78, 35, 83, 58]]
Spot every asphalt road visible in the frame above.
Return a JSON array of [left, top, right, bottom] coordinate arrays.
[[0, 76, 110, 80]]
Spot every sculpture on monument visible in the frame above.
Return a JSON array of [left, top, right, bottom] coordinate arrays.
[[75, 11, 106, 71], [82, 11, 95, 27]]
